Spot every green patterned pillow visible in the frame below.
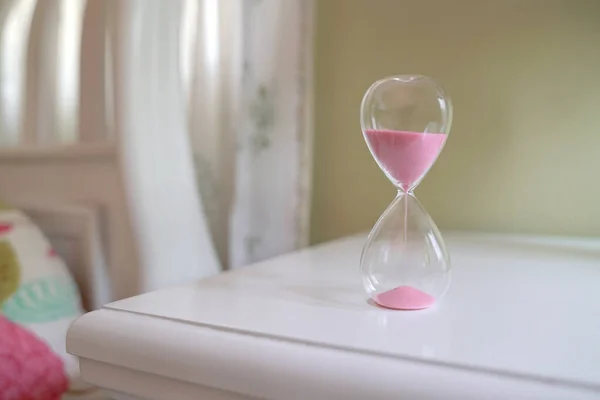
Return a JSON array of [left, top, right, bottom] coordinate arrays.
[[0, 204, 84, 391]]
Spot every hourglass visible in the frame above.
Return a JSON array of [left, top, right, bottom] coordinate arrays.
[[360, 75, 452, 310]]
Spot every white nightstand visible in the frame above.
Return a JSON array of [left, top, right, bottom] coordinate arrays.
[[67, 233, 600, 400]]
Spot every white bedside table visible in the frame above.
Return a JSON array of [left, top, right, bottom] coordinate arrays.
[[67, 233, 600, 400]]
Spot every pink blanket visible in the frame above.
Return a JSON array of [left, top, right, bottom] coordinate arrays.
[[0, 315, 68, 400]]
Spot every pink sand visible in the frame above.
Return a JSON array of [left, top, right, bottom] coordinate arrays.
[[365, 129, 446, 190], [374, 286, 436, 310]]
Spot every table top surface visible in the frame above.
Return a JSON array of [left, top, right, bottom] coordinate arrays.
[[107, 232, 600, 390]]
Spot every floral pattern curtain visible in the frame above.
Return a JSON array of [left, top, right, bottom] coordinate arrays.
[[231, 0, 313, 268], [186, 0, 314, 269]]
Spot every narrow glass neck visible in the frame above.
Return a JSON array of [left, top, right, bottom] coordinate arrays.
[[397, 188, 415, 197], [394, 180, 419, 195]]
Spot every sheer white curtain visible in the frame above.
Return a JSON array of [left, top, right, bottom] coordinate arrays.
[[232, 0, 314, 268], [183, 0, 314, 268], [0, 0, 314, 271]]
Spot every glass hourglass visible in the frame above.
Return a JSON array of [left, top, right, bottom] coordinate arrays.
[[360, 75, 452, 310]]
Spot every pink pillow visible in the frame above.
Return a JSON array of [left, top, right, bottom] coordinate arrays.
[[0, 315, 68, 400]]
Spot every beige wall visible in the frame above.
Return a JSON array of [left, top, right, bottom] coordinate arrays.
[[311, 0, 600, 244]]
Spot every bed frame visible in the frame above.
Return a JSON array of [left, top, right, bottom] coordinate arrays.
[[0, 0, 220, 309]]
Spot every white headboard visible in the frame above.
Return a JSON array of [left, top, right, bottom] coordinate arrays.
[[0, 145, 131, 310]]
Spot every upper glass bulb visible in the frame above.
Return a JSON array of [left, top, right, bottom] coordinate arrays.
[[360, 75, 452, 192]]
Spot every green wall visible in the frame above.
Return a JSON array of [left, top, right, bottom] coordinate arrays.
[[311, 0, 600, 244]]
